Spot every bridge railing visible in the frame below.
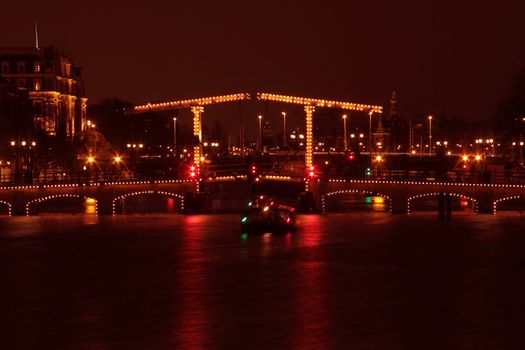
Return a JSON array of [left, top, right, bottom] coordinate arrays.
[[362, 169, 525, 184], [0, 172, 186, 187]]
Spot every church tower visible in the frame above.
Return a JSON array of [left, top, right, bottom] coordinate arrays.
[[387, 88, 406, 152], [389, 89, 399, 120]]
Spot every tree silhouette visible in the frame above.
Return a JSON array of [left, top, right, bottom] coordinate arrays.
[[494, 67, 525, 137]]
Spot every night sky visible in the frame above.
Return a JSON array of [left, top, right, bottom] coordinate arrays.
[[2, 0, 525, 123]]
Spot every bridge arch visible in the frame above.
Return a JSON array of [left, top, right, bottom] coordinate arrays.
[[112, 190, 184, 215], [493, 195, 525, 213], [322, 190, 392, 213], [0, 199, 12, 216], [407, 192, 478, 214], [26, 194, 98, 215]]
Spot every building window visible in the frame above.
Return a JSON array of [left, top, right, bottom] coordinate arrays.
[[1, 61, 8, 73], [34, 62, 41, 73], [34, 79, 42, 91], [17, 79, 26, 88], [17, 61, 25, 73]]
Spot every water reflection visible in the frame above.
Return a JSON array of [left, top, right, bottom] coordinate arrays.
[[327, 194, 389, 213], [409, 196, 475, 212], [121, 195, 180, 214], [291, 216, 328, 349], [84, 198, 97, 215], [171, 215, 213, 348], [299, 215, 324, 248], [3, 213, 525, 348]]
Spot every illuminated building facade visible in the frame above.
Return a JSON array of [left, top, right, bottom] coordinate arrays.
[[0, 46, 87, 140]]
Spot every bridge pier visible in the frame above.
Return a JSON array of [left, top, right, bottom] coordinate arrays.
[[305, 180, 322, 213], [477, 192, 495, 214], [12, 192, 27, 216], [98, 197, 115, 215], [391, 195, 408, 214]]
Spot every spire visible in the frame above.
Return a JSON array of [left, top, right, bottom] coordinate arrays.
[[34, 21, 39, 49], [389, 88, 398, 118]]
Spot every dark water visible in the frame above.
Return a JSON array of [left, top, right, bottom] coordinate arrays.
[[2, 213, 525, 349]]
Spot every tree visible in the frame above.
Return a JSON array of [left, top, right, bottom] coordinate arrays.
[[88, 98, 134, 149], [494, 67, 525, 138]]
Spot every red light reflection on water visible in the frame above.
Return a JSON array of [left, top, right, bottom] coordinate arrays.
[[298, 215, 324, 248], [290, 216, 329, 348], [291, 250, 330, 349], [167, 197, 175, 212], [171, 215, 213, 348]]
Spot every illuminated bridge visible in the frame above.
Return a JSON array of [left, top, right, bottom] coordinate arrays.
[[314, 179, 525, 214], [126, 92, 383, 175], [1, 176, 525, 216]]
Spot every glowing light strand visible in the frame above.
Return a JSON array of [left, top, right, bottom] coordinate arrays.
[[257, 93, 383, 113], [112, 190, 184, 215], [25, 194, 97, 216], [129, 93, 251, 113]]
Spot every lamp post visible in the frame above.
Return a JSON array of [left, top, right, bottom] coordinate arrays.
[[173, 117, 177, 157], [258, 115, 263, 152], [368, 110, 373, 155], [10, 140, 36, 184], [428, 115, 433, 155], [520, 117, 525, 165], [281, 112, 287, 148], [342, 114, 348, 151]]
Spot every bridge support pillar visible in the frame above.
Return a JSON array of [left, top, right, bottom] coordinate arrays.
[[97, 197, 115, 215], [438, 193, 445, 220], [478, 196, 495, 214], [446, 194, 452, 220], [183, 192, 211, 214], [304, 105, 315, 169], [12, 193, 27, 216], [303, 180, 323, 213], [191, 106, 204, 183], [391, 194, 408, 214]]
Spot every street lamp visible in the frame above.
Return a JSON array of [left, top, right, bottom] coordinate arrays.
[[258, 115, 263, 152], [342, 114, 348, 151], [281, 112, 287, 148], [428, 115, 433, 155], [520, 116, 525, 165], [368, 110, 373, 155], [173, 117, 177, 157]]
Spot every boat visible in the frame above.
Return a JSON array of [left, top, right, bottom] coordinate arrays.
[[241, 195, 296, 233]]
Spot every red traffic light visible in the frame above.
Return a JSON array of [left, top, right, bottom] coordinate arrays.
[[251, 165, 257, 174], [190, 165, 196, 177], [308, 166, 315, 177]]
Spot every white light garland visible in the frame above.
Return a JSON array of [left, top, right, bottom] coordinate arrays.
[[26, 194, 97, 216], [493, 195, 523, 213], [112, 190, 184, 215], [0, 200, 12, 216], [406, 193, 478, 214]]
